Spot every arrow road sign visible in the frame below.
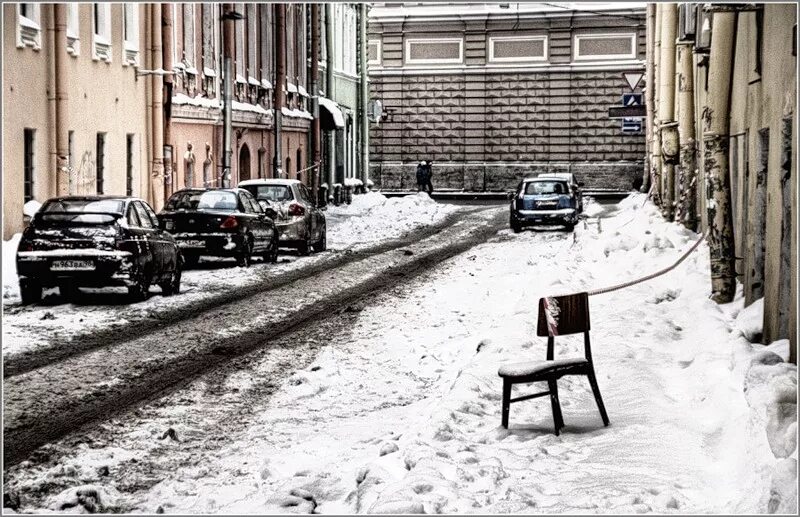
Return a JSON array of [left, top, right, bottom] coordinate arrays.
[[623, 72, 643, 91]]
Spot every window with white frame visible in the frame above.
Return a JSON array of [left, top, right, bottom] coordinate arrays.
[[123, 4, 139, 66], [405, 38, 463, 65], [368, 40, 381, 66], [93, 3, 112, 62], [573, 33, 636, 61], [17, 3, 41, 50], [489, 35, 547, 63], [66, 3, 80, 56], [183, 4, 196, 67]]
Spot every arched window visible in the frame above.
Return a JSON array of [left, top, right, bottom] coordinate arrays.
[[296, 149, 303, 182], [286, 157, 291, 178], [239, 144, 251, 181]]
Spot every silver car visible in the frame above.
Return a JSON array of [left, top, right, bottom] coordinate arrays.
[[238, 179, 326, 255]]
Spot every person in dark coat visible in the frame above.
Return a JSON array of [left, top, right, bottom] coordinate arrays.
[[423, 160, 434, 194], [416, 161, 428, 192]]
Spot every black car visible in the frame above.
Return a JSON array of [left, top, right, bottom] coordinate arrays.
[[509, 178, 580, 232], [16, 196, 183, 304], [158, 188, 279, 267]]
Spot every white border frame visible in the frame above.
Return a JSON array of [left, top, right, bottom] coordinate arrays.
[[488, 35, 548, 63], [368, 39, 381, 66], [404, 38, 464, 65], [573, 33, 636, 61], [92, 3, 113, 63]]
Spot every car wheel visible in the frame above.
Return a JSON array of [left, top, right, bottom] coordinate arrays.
[[510, 216, 521, 234], [20, 278, 42, 305], [264, 235, 279, 263], [128, 269, 150, 302], [183, 253, 199, 269], [237, 239, 253, 267], [298, 239, 311, 256], [159, 267, 181, 296], [312, 226, 327, 252]]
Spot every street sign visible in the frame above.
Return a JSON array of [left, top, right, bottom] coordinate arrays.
[[622, 118, 642, 133], [609, 105, 646, 118], [623, 72, 643, 91], [623, 93, 643, 107]]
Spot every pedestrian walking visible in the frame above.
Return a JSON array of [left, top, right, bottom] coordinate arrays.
[[423, 160, 434, 194], [416, 160, 428, 192]]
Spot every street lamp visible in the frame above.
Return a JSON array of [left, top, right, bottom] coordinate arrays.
[[220, 6, 244, 187]]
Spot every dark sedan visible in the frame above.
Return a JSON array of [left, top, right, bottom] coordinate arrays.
[[509, 178, 579, 232], [16, 196, 182, 304], [158, 188, 278, 267]]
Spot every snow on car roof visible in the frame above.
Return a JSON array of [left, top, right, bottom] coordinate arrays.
[[238, 179, 301, 187]]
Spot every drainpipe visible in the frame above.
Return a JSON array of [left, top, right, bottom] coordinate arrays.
[[274, 4, 285, 178], [311, 4, 321, 203], [222, 3, 234, 186], [657, 3, 677, 220], [643, 3, 656, 194], [325, 3, 335, 192], [652, 4, 663, 206], [151, 3, 164, 210], [703, 10, 737, 303], [53, 4, 69, 196], [676, 41, 697, 231], [145, 5, 153, 200], [162, 4, 174, 196], [359, 3, 369, 188]]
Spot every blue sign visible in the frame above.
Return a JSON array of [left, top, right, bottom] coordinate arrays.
[[622, 93, 643, 107], [622, 117, 642, 133]]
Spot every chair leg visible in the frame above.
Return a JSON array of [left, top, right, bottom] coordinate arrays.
[[501, 379, 512, 429], [587, 369, 610, 426], [547, 379, 564, 435]]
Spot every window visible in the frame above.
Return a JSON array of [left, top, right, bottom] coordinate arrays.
[[235, 3, 245, 83], [259, 5, 272, 92], [183, 3, 195, 66], [754, 7, 764, 76], [24, 129, 35, 203], [133, 202, 155, 229], [96, 133, 106, 195], [405, 38, 463, 65], [297, 149, 303, 181], [123, 4, 139, 65], [202, 3, 216, 75], [368, 40, 381, 66], [573, 33, 636, 61], [93, 3, 112, 62], [67, 3, 80, 56], [126, 134, 134, 196], [126, 204, 141, 227], [489, 35, 547, 63], [17, 3, 41, 50]]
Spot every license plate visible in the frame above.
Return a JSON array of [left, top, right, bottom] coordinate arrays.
[[179, 239, 206, 248], [165, 220, 174, 230], [51, 259, 95, 271]]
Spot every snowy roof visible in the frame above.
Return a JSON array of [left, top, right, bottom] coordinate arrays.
[[238, 179, 301, 187]]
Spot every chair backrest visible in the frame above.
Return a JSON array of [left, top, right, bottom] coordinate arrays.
[[537, 292, 590, 337]]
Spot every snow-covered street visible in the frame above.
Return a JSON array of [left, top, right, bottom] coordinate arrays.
[[3, 194, 795, 514]]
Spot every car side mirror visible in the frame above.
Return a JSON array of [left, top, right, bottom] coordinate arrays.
[[506, 192, 515, 200]]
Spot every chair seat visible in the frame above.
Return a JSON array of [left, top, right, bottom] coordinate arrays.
[[498, 358, 589, 378]]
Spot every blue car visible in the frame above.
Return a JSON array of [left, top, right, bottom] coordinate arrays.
[[509, 178, 579, 232]]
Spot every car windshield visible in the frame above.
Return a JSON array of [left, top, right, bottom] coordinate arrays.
[[43, 199, 125, 214], [524, 181, 569, 195], [243, 185, 294, 202], [165, 191, 205, 210], [166, 191, 238, 211]]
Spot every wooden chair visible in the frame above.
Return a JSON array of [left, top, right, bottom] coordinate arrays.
[[497, 292, 609, 435]]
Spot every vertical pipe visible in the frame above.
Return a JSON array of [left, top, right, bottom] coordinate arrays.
[[643, 3, 656, 194], [54, 4, 69, 196], [145, 4, 153, 199], [325, 3, 335, 190], [162, 4, 174, 197], [359, 3, 369, 187], [652, 4, 663, 205], [46, 6, 58, 197], [274, 4, 285, 177], [311, 4, 321, 202], [222, 3, 234, 186], [676, 41, 697, 231], [703, 11, 737, 303], [151, 3, 164, 210], [658, 3, 677, 220]]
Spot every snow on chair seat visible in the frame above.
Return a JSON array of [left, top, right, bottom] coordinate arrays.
[[497, 292, 609, 435], [498, 358, 589, 378]]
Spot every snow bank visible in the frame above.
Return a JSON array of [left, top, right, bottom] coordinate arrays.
[[325, 192, 458, 250]]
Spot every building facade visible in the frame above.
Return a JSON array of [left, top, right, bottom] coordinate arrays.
[[646, 3, 796, 356], [3, 3, 370, 236], [367, 2, 647, 191]]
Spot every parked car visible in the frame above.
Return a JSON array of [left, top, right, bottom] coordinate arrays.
[[158, 188, 278, 267], [238, 179, 326, 255], [16, 196, 182, 304], [509, 177, 579, 232], [537, 172, 584, 212]]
